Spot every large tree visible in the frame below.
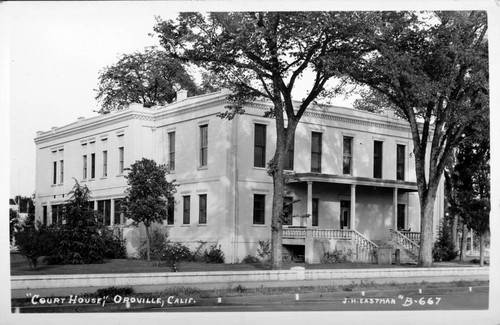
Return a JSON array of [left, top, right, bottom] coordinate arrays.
[[122, 158, 178, 261], [341, 11, 488, 266], [446, 114, 490, 266], [154, 12, 369, 268], [95, 47, 200, 113]]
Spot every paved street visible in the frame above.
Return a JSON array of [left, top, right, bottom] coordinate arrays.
[[13, 285, 488, 313]]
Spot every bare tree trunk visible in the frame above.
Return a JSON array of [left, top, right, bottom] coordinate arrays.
[[418, 197, 436, 267], [145, 224, 151, 262], [271, 170, 284, 269], [270, 125, 288, 270], [479, 233, 484, 267], [451, 214, 459, 251], [460, 224, 468, 261]]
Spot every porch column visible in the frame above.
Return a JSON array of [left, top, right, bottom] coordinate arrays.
[[350, 184, 356, 230], [110, 198, 115, 226], [306, 181, 313, 228], [393, 188, 398, 230]]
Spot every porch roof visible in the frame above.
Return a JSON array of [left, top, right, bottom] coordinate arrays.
[[286, 172, 418, 192]]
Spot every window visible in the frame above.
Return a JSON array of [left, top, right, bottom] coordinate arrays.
[[51, 205, 62, 224], [167, 197, 174, 225], [98, 199, 111, 226], [199, 125, 208, 167], [168, 132, 175, 171], [91, 153, 96, 179], [284, 129, 294, 170], [254, 124, 267, 168], [397, 204, 406, 230], [199, 194, 207, 224], [373, 140, 383, 179], [397, 144, 405, 181], [283, 197, 293, 225], [102, 151, 108, 177], [343, 137, 353, 175], [114, 200, 123, 225], [59, 160, 64, 183], [43, 206, 48, 226], [311, 132, 322, 173], [312, 198, 319, 227], [183, 196, 191, 224], [83, 155, 88, 180], [253, 194, 266, 225], [53, 161, 57, 184], [118, 147, 124, 174]]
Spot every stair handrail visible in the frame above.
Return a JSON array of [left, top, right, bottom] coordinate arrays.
[[390, 229, 420, 252], [351, 229, 379, 250]]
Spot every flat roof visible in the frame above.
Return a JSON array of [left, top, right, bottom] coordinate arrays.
[[287, 172, 418, 192]]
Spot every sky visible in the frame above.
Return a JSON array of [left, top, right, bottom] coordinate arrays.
[[5, 2, 177, 197], [4, 1, 499, 199], [3, 1, 354, 197]]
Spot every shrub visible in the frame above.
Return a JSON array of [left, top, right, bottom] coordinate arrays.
[[321, 249, 352, 263], [138, 229, 169, 264], [164, 242, 192, 271], [190, 240, 207, 262], [101, 228, 127, 259], [470, 258, 488, 265], [14, 225, 51, 270], [433, 222, 458, 262], [203, 244, 225, 264], [57, 181, 107, 264], [96, 286, 135, 297], [257, 240, 271, 260], [242, 255, 260, 264]]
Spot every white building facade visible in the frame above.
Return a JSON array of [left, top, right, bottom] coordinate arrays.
[[34, 90, 444, 263]]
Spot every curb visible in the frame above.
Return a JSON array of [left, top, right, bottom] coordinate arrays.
[[11, 267, 489, 290]]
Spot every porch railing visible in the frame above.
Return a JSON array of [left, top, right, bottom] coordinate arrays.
[[390, 229, 420, 252], [351, 229, 379, 251], [399, 230, 420, 243], [283, 228, 307, 238], [311, 228, 352, 240], [283, 228, 378, 262]]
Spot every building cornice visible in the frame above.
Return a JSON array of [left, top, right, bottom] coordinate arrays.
[[35, 91, 416, 145], [248, 101, 412, 133], [34, 110, 151, 145]]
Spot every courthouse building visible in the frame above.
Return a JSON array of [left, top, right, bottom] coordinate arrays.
[[34, 89, 444, 264]]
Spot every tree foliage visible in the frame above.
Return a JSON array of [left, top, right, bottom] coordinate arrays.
[[154, 12, 370, 268], [432, 219, 458, 262], [57, 180, 107, 264], [95, 47, 200, 113], [340, 11, 488, 266], [9, 208, 19, 244], [122, 158, 177, 261], [14, 222, 55, 270], [445, 109, 489, 265]]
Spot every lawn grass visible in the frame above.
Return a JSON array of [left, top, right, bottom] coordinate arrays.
[[10, 252, 482, 276]]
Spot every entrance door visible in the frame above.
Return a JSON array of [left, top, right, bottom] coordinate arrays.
[[397, 204, 406, 230], [340, 200, 350, 229]]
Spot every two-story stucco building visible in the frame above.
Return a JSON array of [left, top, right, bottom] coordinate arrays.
[[34, 89, 444, 264]]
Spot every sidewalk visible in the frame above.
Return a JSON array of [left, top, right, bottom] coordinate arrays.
[[11, 268, 489, 299]]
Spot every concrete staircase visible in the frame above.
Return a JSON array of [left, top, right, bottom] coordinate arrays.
[[386, 229, 420, 264], [386, 239, 419, 264]]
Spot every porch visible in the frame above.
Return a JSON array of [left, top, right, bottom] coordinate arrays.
[[282, 227, 421, 264], [282, 228, 379, 263], [282, 172, 421, 263]]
